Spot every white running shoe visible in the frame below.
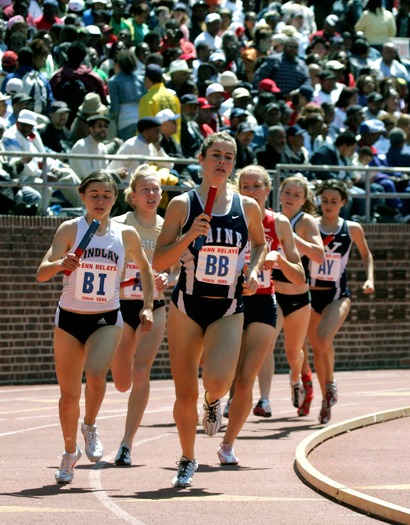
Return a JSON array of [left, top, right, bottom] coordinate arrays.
[[223, 398, 232, 419], [55, 444, 82, 484], [115, 444, 132, 466], [217, 443, 239, 465], [290, 378, 305, 408], [172, 457, 198, 487], [202, 393, 222, 436], [81, 422, 104, 462]]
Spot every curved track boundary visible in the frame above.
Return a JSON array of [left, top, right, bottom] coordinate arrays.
[[295, 406, 410, 525]]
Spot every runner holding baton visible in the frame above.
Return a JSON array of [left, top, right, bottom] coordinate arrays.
[[193, 186, 217, 250], [63, 219, 100, 276]]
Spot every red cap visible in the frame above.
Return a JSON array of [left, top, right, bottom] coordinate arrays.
[[197, 97, 215, 109], [258, 78, 281, 94], [2, 50, 18, 67]]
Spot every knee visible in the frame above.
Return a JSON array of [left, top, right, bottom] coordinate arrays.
[[233, 375, 254, 397], [203, 376, 231, 399], [85, 370, 106, 390], [132, 365, 151, 386], [60, 390, 81, 407], [175, 389, 199, 408]]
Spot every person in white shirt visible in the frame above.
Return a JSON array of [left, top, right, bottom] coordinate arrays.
[[194, 13, 223, 52], [3, 109, 81, 211], [69, 115, 110, 180], [108, 117, 172, 181], [373, 42, 410, 83]]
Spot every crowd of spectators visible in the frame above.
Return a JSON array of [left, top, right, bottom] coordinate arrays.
[[0, 0, 410, 222]]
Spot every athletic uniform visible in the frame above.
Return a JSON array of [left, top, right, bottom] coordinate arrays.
[[243, 209, 278, 329], [114, 211, 165, 331], [309, 219, 352, 314], [172, 189, 248, 330], [270, 211, 310, 317], [55, 216, 125, 343]]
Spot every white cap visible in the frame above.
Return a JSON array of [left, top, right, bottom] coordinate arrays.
[[5, 77, 23, 95], [68, 0, 84, 11], [17, 109, 38, 126], [155, 109, 180, 124], [209, 52, 226, 63], [86, 25, 102, 36], [205, 82, 224, 97], [205, 13, 221, 24], [325, 60, 345, 71]]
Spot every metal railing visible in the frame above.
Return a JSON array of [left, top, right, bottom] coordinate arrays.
[[1, 151, 409, 221], [274, 164, 410, 221]]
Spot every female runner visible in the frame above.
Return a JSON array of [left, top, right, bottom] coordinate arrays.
[[308, 179, 374, 424], [218, 165, 305, 465], [37, 171, 154, 484], [111, 165, 177, 466], [254, 175, 325, 417], [153, 133, 267, 487]]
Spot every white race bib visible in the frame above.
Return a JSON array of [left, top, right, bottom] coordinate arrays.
[[75, 261, 117, 304], [310, 252, 341, 282], [123, 262, 159, 299], [196, 245, 239, 286]]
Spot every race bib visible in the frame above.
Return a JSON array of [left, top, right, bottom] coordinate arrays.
[[75, 262, 117, 303], [245, 240, 269, 289], [122, 262, 159, 299], [196, 245, 239, 286], [310, 252, 341, 282]]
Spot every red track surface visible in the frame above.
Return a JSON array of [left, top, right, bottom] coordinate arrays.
[[1, 370, 409, 525]]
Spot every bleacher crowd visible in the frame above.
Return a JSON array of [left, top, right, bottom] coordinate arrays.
[[0, 0, 410, 222]]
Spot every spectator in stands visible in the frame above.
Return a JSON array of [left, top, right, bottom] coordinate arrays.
[[50, 41, 107, 127], [5, 92, 34, 127], [342, 104, 365, 135], [357, 119, 386, 153], [107, 49, 145, 141], [302, 113, 331, 157], [34, 0, 63, 30], [253, 36, 310, 95], [109, 0, 132, 36], [313, 70, 342, 106], [40, 100, 73, 154], [234, 121, 257, 169], [251, 102, 282, 149], [156, 108, 181, 159], [354, 0, 396, 51], [187, 0, 208, 44], [108, 117, 172, 180], [1, 44, 53, 116], [139, 64, 181, 141], [239, 26, 273, 84], [373, 42, 410, 83], [180, 93, 203, 160], [281, 123, 309, 176], [69, 114, 111, 180], [309, 14, 340, 43], [396, 0, 410, 38], [165, 59, 193, 99], [310, 130, 366, 217], [255, 125, 287, 170], [225, 107, 248, 136], [205, 82, 225, 131], [69, 92, 109, 144], [194, 12, 222, 51], [3, 109, 82, 210], [362, 92, 387, 121]]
